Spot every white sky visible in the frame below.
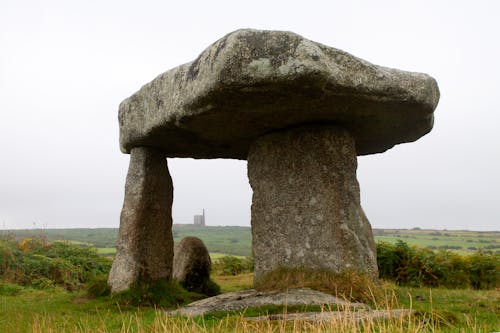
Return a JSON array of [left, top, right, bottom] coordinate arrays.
[[0, 0, 499, 231]]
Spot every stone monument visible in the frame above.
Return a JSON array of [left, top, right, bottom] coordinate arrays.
[[173, 236, 214, 295], [108, 29, 439, 292]]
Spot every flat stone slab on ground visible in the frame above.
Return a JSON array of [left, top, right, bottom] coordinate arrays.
[[245, 309, 416, 323], [168, 288, 368, 317]]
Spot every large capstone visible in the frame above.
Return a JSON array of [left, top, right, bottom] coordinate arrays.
[[248, 126, 378, 281], [108, 147, 174, 292], [118, 29, 439, 159]]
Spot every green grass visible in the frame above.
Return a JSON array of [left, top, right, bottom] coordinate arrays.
[[172, 225, 252, 256], [93, 249, 245, 261], [374, 229, 499, 255], [2, 228, 498, 332], [210, 252, 245, 260], [3, 228, 498, 258], [391, 286, 500, 331], [0, 228, 119, 248], [95, 249, 245, 261], [1, 276, 498, 332], [0, 288, 157, 332], [1, 226, 253, 256], [212, 273, 253, 293], [97, 247, 116, 256]]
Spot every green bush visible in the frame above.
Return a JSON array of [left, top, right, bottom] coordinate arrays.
[[112, 280, 203, 308], [31, 277, 55, 290], [468, 250, 499, 289], [0, 236, 112, 291], [213, 256, 253, 276], [86, 275, 111, 298], [0, 240, 16, 276], [204, 279, 221, 296], [376, 240, 499, 289], [0, 282, 23, 296]]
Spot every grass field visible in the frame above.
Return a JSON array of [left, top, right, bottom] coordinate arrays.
[[96, 247, 117, 256], [0, 228, 498, 332], [2, 227, 498, 258], [0, 276, 498, 332]]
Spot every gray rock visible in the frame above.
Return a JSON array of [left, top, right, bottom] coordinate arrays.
[[108, 147, 174, 293], [248, 126, 377, 281], [115, 30, 440, 289], [168, 288, 368, 317], [118, 29, 439, 159], [245, 309, 416, 323], [173, 237, 215, 295]]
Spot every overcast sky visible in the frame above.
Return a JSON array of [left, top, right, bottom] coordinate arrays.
[[1, 0, 499, 231]]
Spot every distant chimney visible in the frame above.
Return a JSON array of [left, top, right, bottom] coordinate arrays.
[[193, 209, 206, 226]]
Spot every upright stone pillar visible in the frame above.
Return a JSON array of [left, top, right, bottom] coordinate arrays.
[[108, 147, 174, 292], [248, 126, 378, 282]]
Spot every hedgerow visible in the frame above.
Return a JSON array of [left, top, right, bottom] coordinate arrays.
[[0, 236, 111, 291], [212, 255, 253, 276], [1, 235, 498, 292], [377, 240, 498, 289]]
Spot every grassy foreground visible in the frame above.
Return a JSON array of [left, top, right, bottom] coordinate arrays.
[[1, 276, 498, 333]]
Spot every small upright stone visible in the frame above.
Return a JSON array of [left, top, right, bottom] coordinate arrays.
[[173, 237, 218, 295], [108, 147, 174, 293]]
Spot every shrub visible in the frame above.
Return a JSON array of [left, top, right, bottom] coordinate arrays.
[[204, 279, 221, 296], [0, 236, 112, 291], [0, 239, 17, 278], [468, 250, 499, 289], [376, 240, 499, 289], [86, 275, 111, 298], [213, 256, 253, 276], [112, 280, 203, 308], [31, 277, 55, 290], [0, 282, 23, 296]]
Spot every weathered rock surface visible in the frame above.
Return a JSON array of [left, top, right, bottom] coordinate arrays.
[[168, 288, 368, 317], [245, 309, 415, 323], [119, 29, 439, 159], [173, 237, 213, 294], [108, 147, 174, 292], [248, 126, 378, 281], [115, 29, 440, 291]]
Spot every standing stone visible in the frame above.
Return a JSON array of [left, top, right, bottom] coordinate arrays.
[[108, 147, 174, 292], [173, 237, 216, 295], [115, 29, 440, 287], [248, 126, 378, 282]]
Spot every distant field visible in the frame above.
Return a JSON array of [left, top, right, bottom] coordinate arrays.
[[2, 226, 498, 257], [173, 225, 251, 256], [96, 247, 116, 256], [0, 228, 118, 248], [95, 249, 245, 261], [374, 229, 499, 255], [1, 225, 252, 256]]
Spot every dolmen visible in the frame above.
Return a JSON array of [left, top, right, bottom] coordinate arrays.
[[108, 29, 439, 292]]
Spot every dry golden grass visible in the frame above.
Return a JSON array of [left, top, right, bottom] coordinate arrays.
[[7, 286, 498, 333], [212, 272, 253, 292], [27, 305, 437, 333], [254, 268, 383, 304], [4, 271, 498, 332]]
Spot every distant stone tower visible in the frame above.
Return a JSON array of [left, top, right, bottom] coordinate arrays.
[[193, 209, 206, 226]]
